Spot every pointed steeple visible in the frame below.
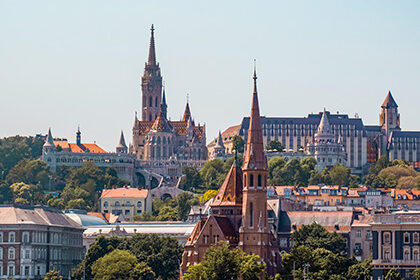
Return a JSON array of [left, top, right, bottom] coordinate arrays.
[[134, 112, 139, 128], [148, 24, 157, 66], [211, 161, 243, 207], [183, 102, 191, 122], [44, 128, 55, 147], [243, 66, 267, 170], [381, 91, 398, 108], [316, 108, 333, 136], [117, 131, 127, 148], [215, 131, 225, 149], [161, 85, 168, 119]]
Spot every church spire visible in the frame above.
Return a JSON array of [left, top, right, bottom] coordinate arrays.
[[183, 101, 191, 122], [44, 128, 55, 148], [116, 130, 128, 153], [243, 65, 266, 170], [161, 85, 168, 119], [148, 24, 157, 66]]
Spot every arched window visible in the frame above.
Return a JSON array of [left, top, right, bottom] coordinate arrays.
[[115, 201, 120, 206], [103, 202, 108, 208], [149, 97, 153, 107], [249, 174, 254, 187], [125, 201, 131, 206], [137, 201, 142, 208], [8, 232, 15, 243], [249, 202, 254, 228], [258, 175, 262, 186]]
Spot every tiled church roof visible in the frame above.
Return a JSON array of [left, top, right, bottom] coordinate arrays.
[[136, 120, 205, 139], [211, 162, 243, 207]]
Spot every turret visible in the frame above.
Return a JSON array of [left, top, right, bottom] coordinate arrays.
[[43, 128, 56, 154], [116, 131, 128, 154], [379, 91, 400, 135], [76, 126, 81, 146]]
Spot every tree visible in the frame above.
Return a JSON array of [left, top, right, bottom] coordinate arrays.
[[346, 258, 372, 280], [384, 269, 403, 280], [157, 205, 179, 221], [199, 189, 218, 203], [329, 164, 352, 187], [0, 181, 13, 203], [180, 166, 203, 192], [290, 223, 347, 255], [131, 262, 155, 280], [91, 249, 138, 280], [10, 182, 36, 205], [176, 192, 197, 221], [200, 159, 226, 190], [232, 135, 245, 153], [413, 268, 420, 280], [133, 211, 154, 221], [267, 157, 287, 186], [43, 270, 63, 280], [266, 140, 284, 152], [183, 241, 265, 280], [6, 159, 51, 189]]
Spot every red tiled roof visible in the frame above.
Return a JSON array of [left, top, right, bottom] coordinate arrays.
[[53, 140, 70, 149], [394, 189, 420, 200], [69, 143, 107, 153], [211, 164, 243, 207], [136, 120, 205, 139], [100, 188, 149, 199]]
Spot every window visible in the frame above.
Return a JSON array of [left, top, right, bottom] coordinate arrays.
[[115, 201, 120, 206], [24, 249, 30, 259], [125, 201, 131, 206], [414, 248, 419, 261], [137, 201, 142, 208], [36, 265, 41, 276], [24, 266, 30, 276], [279, 238, 288, 248], [0, 261, 2, 276], [22, 232, 30, 243], [249, 202, 254, 228], [356, 230, 361, 238], [125, 210, 130, 215], [258, 175, 262, 186], [404, 248, 410, 260], [384, 232, 391, 244], [8, 232, 15, 243], [249, 174, 254, 187], [414, 233, 419, 244], [8, 247, 15, 259], [0, 232, 3, 242], [103, 201, 109, 208], [383, 248, 391, 260], [8, 264, 14, 276], [404, 232, 410, 244]]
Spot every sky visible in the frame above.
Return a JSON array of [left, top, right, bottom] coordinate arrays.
[[1, 0, 420, 151]]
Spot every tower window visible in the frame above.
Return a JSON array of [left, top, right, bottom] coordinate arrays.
[[155, 97, 158, 107], [250, 174, 254, 187], [149, 97, 153, 107], [258, 175, 262, 186], [249, 202, 254, 228]]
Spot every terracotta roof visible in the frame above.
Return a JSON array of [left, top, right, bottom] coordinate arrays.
[[394, 189, 420, 200], [274, 186, 295, 196], [214, 216, 238, 241], [151, 113, 173, 132], [69, 143, 107, 153], [136, 120, 205, 139], [352, 213, 373, 226], [211, 163, 243, 207], [100, 188, 149, 199], [185, 218, 206, 245], [183, 102, 191, 121], [53, 140, 70, 149]]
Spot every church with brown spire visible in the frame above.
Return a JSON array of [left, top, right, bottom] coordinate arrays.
[[130, 25, 207, 181], [180, 69, 280, 277]]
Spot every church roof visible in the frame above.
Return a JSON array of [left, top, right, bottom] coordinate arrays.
[[183, 102, 192, 121], [151, 113, 173, 132], [381, 91, 398, 108], [243, 69, 267, 170], [211, 162, 243, 207], [136, 120, 205, 139]]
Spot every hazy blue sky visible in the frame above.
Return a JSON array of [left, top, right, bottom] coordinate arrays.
[[1, 1, 419, 151]]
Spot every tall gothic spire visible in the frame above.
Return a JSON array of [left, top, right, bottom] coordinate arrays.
[[148, 24, 157, 66], [44, 128, 55, 147], [161, 86, 168, 118], [316, 108, 333, 136], [242, 66, 267, 170]]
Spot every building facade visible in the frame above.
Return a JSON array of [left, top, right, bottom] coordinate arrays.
[[0, 206, 84, 280], [181, 70, 280, 277], [99, 187, 152, 220]]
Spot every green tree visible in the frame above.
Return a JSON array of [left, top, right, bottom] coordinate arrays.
[[413, 268, 420, 280], [346, 258, 372, 280], [91, 249, 138, 280], [10, 182, 36, 205], [131, 262, 155, 280], [6, 159, 51, 189], [183, 241, 265, 280], [329, 164, 352, 187], [176, 192, 197, 220], [200, 159, 226, 190], [0, 181, 13, 203], [43, 270, 63, 280], [384, 269, 403, 280], [180, 166, 203, 192], [232, 135, 245, 153], [133, 211, 154, 221], [290, 223, 347, 254], [199, 189, 218, 203], [266, 140, 284, 152], [267, 157, 287, 186], [157, 205, 179, 221]]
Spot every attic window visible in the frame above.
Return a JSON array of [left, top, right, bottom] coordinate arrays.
[[334, 224, 339, 230]]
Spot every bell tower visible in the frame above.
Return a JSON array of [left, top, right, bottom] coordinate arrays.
[[141, 25, 163, 121], [379, 91, 400, 136], [239, 67, 270, 262]]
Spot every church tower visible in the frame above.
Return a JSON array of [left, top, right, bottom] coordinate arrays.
[[141, 25, 163, 121], [239, 68, 270, 262], [379, 91, 400, 136]]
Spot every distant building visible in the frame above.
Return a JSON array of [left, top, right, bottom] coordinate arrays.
[[371, 212, 420, 280], [99, 187, 152, 220], [41, 128, 135, 184], [392, 189, 420, 210], [0, 205, 84, 280]]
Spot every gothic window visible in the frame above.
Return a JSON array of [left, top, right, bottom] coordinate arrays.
[[258, 175, 262, 187], [149, 97, 153, 107], [250, 174, 254, 187], [249, 202, 254, 228], [155, 97, 158, 107]]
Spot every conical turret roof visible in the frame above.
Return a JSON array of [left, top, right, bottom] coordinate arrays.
[[215, 131, 225, 149], [316, 108, 333, 136], [116, 131, 127, 148], [44, 128, 55, 147], [381, 91, 398, 108]]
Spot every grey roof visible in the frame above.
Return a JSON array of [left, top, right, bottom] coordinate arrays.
[[240, 112, 366, 134], [365, 125, 382, 132], [65, 213, 108, 226], [116, 130, 127, 148], [0, 206, 83, 229], [391, 131, 420, 138]]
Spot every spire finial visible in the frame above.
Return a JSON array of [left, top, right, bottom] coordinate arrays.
[[253, 59, 257, 79], [187, 93, 189, 103], [148, 24, 157, 66]]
